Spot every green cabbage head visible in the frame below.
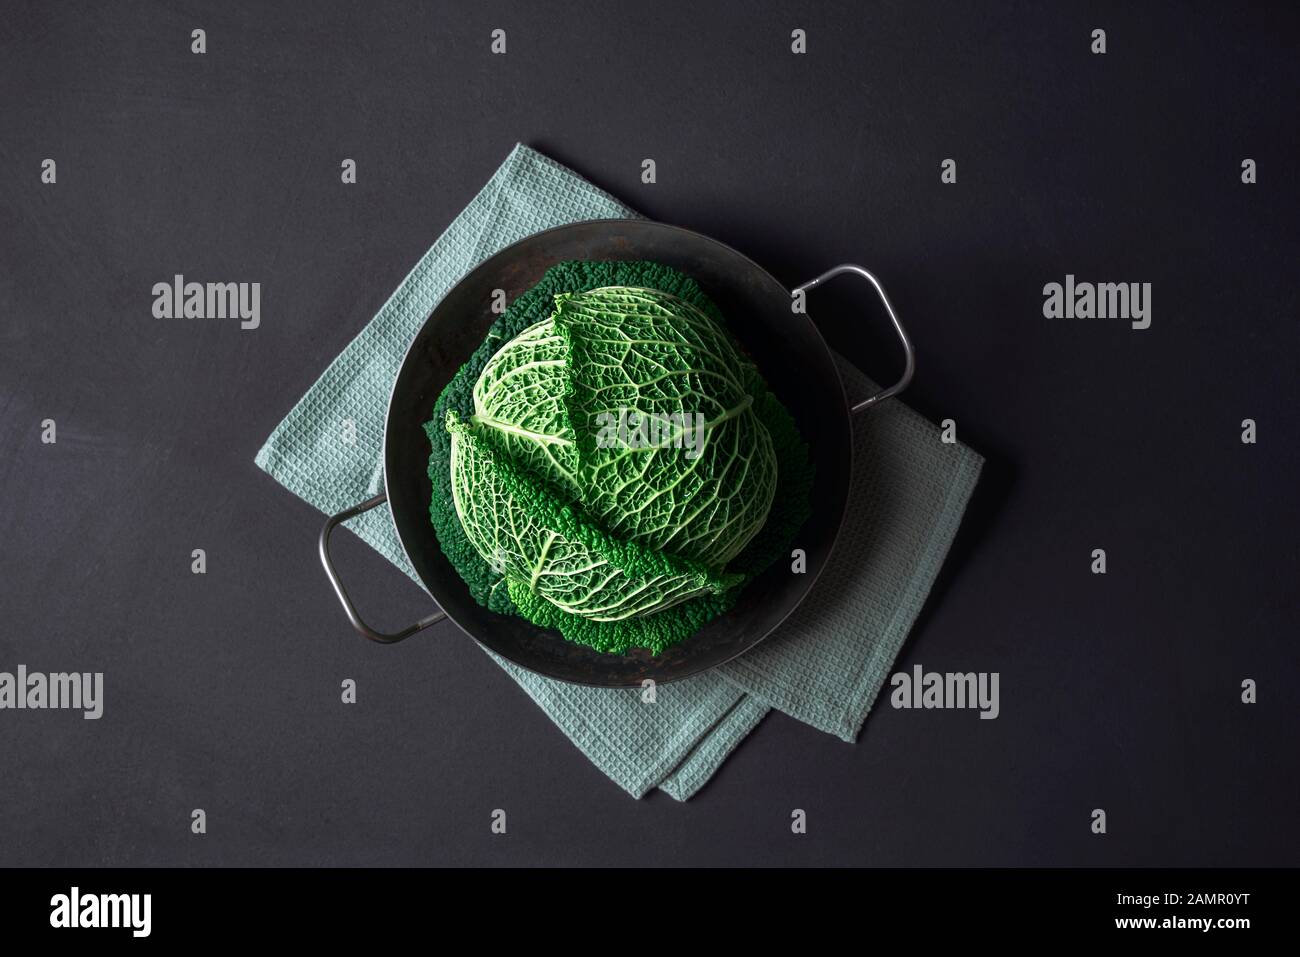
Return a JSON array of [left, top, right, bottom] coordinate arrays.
[[446, 286, 778, 624]]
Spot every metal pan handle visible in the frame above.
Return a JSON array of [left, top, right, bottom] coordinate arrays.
[[319, 492, 447, 643], [793, 264, 915, 414]]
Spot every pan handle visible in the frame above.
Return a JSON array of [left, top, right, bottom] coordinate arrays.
[[319, 492, 447, 643], [793, 264, 915, 414]]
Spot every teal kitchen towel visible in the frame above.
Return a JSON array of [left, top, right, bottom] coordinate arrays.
[[255, 143, 983, 800]]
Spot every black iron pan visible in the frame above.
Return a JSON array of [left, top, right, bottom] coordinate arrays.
[[318, 220, 913, 687]]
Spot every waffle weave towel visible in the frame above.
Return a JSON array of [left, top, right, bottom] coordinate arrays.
[[255, 143, 983, 800]]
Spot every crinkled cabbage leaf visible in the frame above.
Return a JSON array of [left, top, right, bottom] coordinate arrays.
[[447, 286, 778, 623]]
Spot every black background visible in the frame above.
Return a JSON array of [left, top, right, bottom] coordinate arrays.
[[1, 1, 1296, 867]]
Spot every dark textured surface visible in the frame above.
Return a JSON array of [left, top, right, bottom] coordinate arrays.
[[0, 0, 1296, 866]]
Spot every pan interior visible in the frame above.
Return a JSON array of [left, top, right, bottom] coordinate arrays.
[[384, 220, 851, 686]]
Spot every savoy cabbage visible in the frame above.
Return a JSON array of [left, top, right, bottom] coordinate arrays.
[[447, 286, 779, 625]]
